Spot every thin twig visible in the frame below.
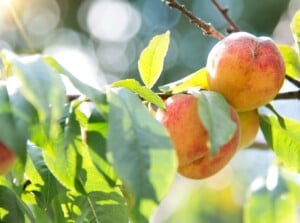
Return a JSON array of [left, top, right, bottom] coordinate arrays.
[[285, 75, 300, 88], [210, 0, 240, 33], [67, 94, 81, 101], [163, 0, 224, 40], [246, 142, 270, 150], [274, 90, 300, 100]]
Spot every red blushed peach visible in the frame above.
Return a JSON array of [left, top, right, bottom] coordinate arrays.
[[156, 94, 240, 179], [206, 32, 285, 112], [0, 142, 16, 175]]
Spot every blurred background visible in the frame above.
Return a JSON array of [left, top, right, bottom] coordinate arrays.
[[1, 0, 300, 222]]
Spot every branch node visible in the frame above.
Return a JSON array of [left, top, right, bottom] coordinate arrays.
[[210, 0, 240, 33], [163, 0, 224, 40]]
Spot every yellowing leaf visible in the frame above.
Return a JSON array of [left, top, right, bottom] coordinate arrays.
[[260, 115, 300, 172], [291, 10, 300, 52], [278, 45, 300, 79], [159, 68, 209, 93], [138, 31, 170, 88], [111, 79, 165, 109]]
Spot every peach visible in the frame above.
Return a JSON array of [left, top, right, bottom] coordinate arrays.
[[206, 32, 285, 112], [238, 110, 260, 149], [0, 142, 16, 175], [156, 94, 240, 179]]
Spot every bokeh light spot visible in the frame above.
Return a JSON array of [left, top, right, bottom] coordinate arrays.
[[22, 0, 60, 36], [44, 45, 106, 93], [87, 0, 141, 42], [97, 43, 129, 74]]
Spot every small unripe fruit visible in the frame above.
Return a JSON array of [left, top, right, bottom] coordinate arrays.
[[206, 32, 285, 111], [238, 109, 260, 149], [0, 142, 16, 175], [156, 94, 240, 179]]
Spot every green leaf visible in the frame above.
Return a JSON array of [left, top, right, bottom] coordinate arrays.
[[291, 10, 300, 53], [43, 55, 108, 115], [0, 185, 36, 223], [43, 101, 111, 193], [197, 91, 237, 156], [3, 54, 67, 124], [0, 186, 25, 223], [63, 190, 129, 223], [244, 168, 297, 223], [25, 145, 61, 210], [278, 45, 300, 79], [0, 52, 69, 160], [107, 88, 177, 222], [79, 108, 118, 187], [138, 31, 170, 88], [0, 83, 26, 163], [159, 68, 209, 93], [27, 205, 53, 223], [111, 79, 165, 109], [260, 115, 300, 172]]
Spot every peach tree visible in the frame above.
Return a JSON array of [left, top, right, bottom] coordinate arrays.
[[0, 1, 300, 223]]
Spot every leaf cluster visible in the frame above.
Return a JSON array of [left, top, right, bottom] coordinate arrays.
[[0, 10, 299, 223]]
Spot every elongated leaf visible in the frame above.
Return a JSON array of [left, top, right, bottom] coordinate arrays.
[[43, 55, 107, 115], [61, 190, 129, 223], [0, 185, 36, 223], [25, 145, 61, 210], [260, 115, 300, 172], [43, 102, 111, 193], [278, 45, 300, 79], [291, 10, 300, 53], [0, 83, 26, 162], [138, 31, 170, 88], [3, 54, 67, 124], [111, 79, 165, 109], [77, 108, 118, 187], [107, 88, 176, 222], [197, 91, 237, 156], [159, 68, 209, 93]]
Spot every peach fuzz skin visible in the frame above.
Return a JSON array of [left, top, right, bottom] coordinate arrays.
[[206, 32, 285, 112], [238, 109, 260, 150], [0, 142, 16, 175], [156, 94, 241, 179]]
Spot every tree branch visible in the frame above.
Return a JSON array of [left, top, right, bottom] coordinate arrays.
[[247, 142, 270, 150], [274, 90, 300, 100], [163, 0, 224, 40], [285, 75, 300, 88], [210, 0, 240, 33]]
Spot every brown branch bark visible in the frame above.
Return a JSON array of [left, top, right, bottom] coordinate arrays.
[[163, 0, 224, 40], [247, 142, 270, 150], [274, 90, 300, 100], [285, 75, 300, 88], [210, 0, 240, 33]]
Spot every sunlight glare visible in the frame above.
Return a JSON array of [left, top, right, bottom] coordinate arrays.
[[0, 0, 13, 16], [266, 165, 279, 191], [44, 45, 107, 93], [87, 0, 141, 42], [1, 0, 12, 6]]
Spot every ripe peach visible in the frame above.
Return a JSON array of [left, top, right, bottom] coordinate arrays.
[[156, 94, 240, 179], [0, 142, 16, 175], [238, 110, 260, 149], [206, 32, 285, 112]]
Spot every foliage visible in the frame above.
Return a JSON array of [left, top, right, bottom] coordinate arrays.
[[0, 3, 299, 223]]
